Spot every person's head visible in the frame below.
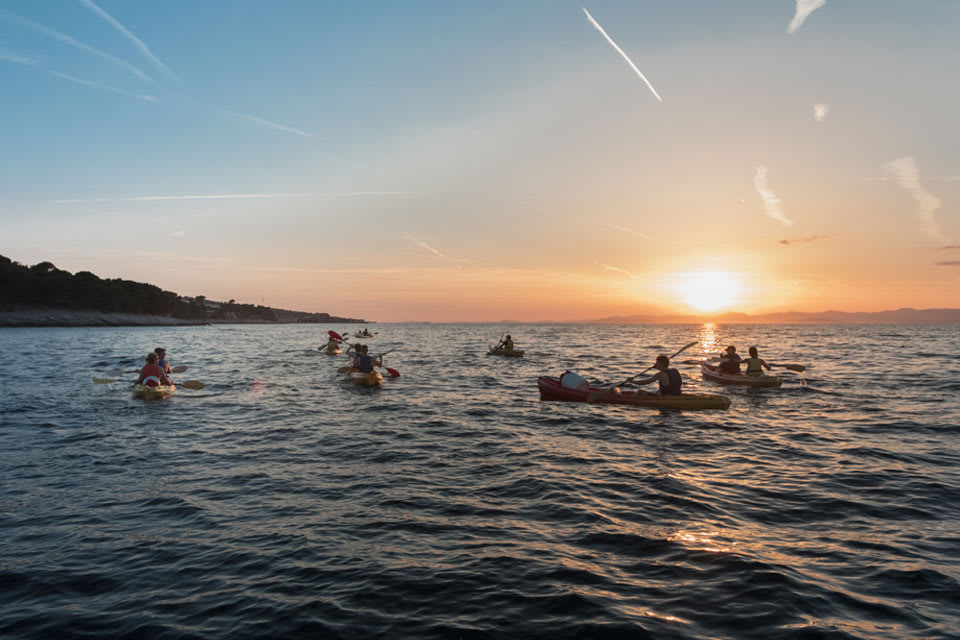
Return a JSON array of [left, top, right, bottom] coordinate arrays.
[[154, 347, 166, 358], [361, 345, 369, 354], [726, 346, 737, 354], [146, 353, 158, 364], [506, 335, 512, 340], [749, 346, 758, 358], [655, 355, 670, 370]]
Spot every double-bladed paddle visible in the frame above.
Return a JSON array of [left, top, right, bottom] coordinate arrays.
[[587, 341, 699, 403], [92, 377, 204, 390]]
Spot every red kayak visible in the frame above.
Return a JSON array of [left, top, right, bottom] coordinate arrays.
[[537, 376, 731, 410]]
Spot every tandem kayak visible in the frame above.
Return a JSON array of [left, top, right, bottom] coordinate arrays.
[[355, 333, 376, 339], [700, 362, 782, 388], [133, 384, 176, 400], [489, 347, 524, 357], [344, 369, 383, 387], [538, 376, 730, 410]]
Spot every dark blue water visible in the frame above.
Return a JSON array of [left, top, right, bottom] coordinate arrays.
[[1, 323, 958, 639]]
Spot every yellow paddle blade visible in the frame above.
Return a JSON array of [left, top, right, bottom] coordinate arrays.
[[177, 380, 204, 390], [92, 377, 123, 384]]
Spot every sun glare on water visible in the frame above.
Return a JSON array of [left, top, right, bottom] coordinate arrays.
[[676, 272, 743, 312]]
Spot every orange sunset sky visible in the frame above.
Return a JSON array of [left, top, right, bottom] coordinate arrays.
[[2, 1, 958, 321]]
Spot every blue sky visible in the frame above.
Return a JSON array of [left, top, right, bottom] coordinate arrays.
[[1, 1, 958, 320]]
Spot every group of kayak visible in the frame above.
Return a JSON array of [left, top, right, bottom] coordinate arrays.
[[540, 343, 804, 411], [322, 330, 397, 387]]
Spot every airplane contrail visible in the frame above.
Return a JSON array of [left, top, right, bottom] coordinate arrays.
[[78, 0, 178, 81], [582, 7, 662, 102]]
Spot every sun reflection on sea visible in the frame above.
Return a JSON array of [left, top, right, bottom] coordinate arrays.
[[698, 323, 720, 358]]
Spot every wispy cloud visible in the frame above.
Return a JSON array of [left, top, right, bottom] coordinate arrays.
[[754, 166, 793, 226], [582, 8, 662, 102], [936, 261, 960, 266], [0, 7, 152, 81], [779, 235, 831, 245], [938, 245, 960, 250], [53, 192, 416, 204], [598, 263, 637, 278], [220, 109, 317, 139], [173, 229, 187, 238], [0, 52, 157, 102], [604, 223, 714, 256], [883, 157, 949, 243], [813, 103, 829, 122], [402, 231, 446, 259], [788, 0, 827, 34], [78, 0, 178, 81]]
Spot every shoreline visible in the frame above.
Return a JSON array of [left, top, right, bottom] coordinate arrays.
[[0, 309, 368, 328]]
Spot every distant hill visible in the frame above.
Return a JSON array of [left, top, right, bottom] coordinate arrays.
[[0, 255, 366, 326], [582, 308, 960, 324]]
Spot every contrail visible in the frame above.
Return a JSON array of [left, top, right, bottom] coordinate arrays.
[[788, 0, 827, 34], [402, 232, 446, 259], [220, 109, 317, 139], [582, 8, 662, 102], [883, 157, 949, 243], [0, 52, 157, 102], [0, 7, 152, 82], [754, 166, 793, 226], [78, 0, 178, 81], [598, 263, 636, 278], [53, 192, 418, 204]]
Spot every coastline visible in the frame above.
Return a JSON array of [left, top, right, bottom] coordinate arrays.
[[0, 308, 368, 328]]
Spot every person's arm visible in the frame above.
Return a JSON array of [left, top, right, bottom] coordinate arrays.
[[634, 373, 659, 386], [161, 372, 172, 385], [135, 368, 145, 385], [762, 358, 772, 371]]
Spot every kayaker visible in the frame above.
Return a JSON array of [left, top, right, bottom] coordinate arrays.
[[502, 335, 515, 352], [325, 335, 340, 351], [634, 355, 683, 396], [136, 353, 172, 387], [718, 346, 742, 374], [347, 342, 361, 363], [154, 347, 172, 374], [743, 346, 772, 377], [355, 345, 381, 374]]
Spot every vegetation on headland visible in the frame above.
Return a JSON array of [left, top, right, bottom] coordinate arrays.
[[0, 255, 365, 325]]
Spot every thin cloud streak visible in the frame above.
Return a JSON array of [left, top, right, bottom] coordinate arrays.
[[582, 8, 662, 102], [598, 263, 636, 278], [221, 109, 317, 138], [883, 157, 949, 243], [814, 103, 829, 122], [779, 235, 831, 245], [788, 0, 827, 34], [936, 261, 960, 266], [754, 166, 793, 226], [0, 7, 152, 82], [53, 192, 417, 204], [0, 52, 157, 102], [402, 232, 446, 259], [78, 0, 178, 81]]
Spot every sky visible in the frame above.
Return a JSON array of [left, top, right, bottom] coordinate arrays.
[[1, 0, 958, 321]]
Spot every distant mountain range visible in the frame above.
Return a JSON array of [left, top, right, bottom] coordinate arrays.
[[582, 308, 960, 324]]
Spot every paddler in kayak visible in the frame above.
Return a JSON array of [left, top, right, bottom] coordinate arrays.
[[718, 346, 742, 374], [324, 335, 341, 351], [154, 347, 172, 374], [633, 355, 683, 396], [354, 345, 382, 374], [743, 346, 772, 377], [136, 352, 172, 388]]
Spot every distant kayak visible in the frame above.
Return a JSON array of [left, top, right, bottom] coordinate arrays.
[[538, 376, 730, 410], [489, 347, 524, 357], [133, 384, 176, 400], [345, 369, 383, 387], [700, 362, 782, 388], [354, 333, 376, 339]]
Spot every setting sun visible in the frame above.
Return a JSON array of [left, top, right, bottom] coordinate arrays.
[[676, 272, 743, 312]]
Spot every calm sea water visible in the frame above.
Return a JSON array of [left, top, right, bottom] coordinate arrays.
[[1, 323, 958, 639]]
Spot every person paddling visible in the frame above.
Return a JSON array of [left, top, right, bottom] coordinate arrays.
[[718, 346, 742, 374], [154, 347, 172, 375], [136, 353, 172, 388], [634, 355, 683, 396], [355, 345, 381, 374], [743, 346, 772, 377], [325, 335, 341, 351]]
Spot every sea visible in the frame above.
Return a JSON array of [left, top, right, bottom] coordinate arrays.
[[1, 323, 958, 640]]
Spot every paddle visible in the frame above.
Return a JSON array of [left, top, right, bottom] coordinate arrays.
[[92, 377, 204, 390], [587, 341, 699, 403], [770, 363, 806, 372], [374, 349, 399, 376]]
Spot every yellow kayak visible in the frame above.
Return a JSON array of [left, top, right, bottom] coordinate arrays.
[[489, 347, 524, 357], [133, 384, 176, 400], [320, 346, 342, 354], [345, 369, 383, 387], [700, 362, 782, 388]]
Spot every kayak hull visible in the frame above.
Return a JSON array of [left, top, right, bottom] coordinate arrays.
[[700, 362, 782, 388], [345, 369, 383, 387], [489, 348, 524, 357], [133, 384, 176, 400], [537, 376, 730, 410], [321, 347, 342, 354]]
